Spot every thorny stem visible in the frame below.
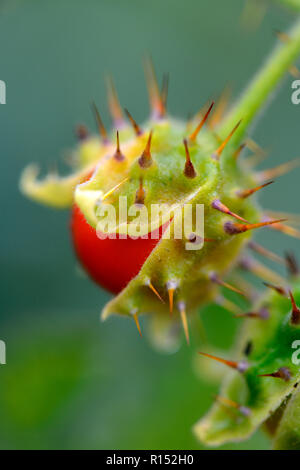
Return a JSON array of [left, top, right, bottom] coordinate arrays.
[[220, 16, 300, 150]]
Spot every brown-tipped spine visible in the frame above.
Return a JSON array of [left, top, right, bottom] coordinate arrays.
[[263, 282, 287, 296], [234, 307, 270, 320], [92, 102, 109, 143], [135, 177, 146, 205], [113, 131, 125, 162], [289, 290, 300, 325], [237, 180, 274, 199], [215, 396, 251, 417], [233, 143, 246, 160], [106, 75, 124, 128], [210, 272, 246, 297], [269, 222, 300, 239], [248, 241, 284, 265], [138, 131, 153, 168], [212, 199, 248, 223], [144, 56, 165, 118], [224, 219, 286, 235], [189, 102, 214, 142], [183, 139, 197, 178], [257, 158, 300, 181], [212, 120, 242, 160], [198, 352, 249, 373], [124, 108, 143, 136], [239, 256, 286, 286], [259, 367, 291, 382]]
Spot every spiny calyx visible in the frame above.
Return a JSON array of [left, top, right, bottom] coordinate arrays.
[[20, 18, 300, 346], [21, 64, 269, 332]]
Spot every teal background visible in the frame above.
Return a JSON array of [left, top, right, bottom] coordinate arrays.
[[0, 0, 299, 449]]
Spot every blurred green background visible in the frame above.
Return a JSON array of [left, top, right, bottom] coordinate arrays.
[[0, 0, 299, 450]]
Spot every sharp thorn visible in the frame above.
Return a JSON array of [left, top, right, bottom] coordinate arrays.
[[113, 131, 125, 161], [167, 281, 177, 314], [268, 221, 300, 239], [257, 158, 300, 181], [189, 99, 210, 126], [259, 367, 291, 382], [198, 352, 249, 373], [178, 301, 190, 345], [132, 312, 142, 337], [147, 281, 165, 303], [211, 120, 242, 160], [248, 241, 285, 265], [138, 130, 153, 168], [168, 289, 174, 314], [210, 272, 246, 297], [212, 199, 248, 223], [92, 101, 109, 143], [135, 177, 146, 205], [106, 75, 125, 127], [233, 143, 246, 160], [266, 210, 300, 227], [144, 56, 165, 118], [239, 257, 286, 286], [124, 108, 143, 136], [224, 218, 287, 235], [237, 180, 274, 199], [215, 395, 251, 417], [234, 307, 270, 320], [289, 290, 300, 325], [189, 102, 214, 142], [183, 139, 197, 178], [263, 281, 287, 296]]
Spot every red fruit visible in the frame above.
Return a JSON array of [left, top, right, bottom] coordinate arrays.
[[71, 204, 166, 294]]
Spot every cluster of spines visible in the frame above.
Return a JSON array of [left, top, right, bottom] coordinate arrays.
[[73, 59, 300, 343], [25, 34, 300, 345], [198, 253, 300, 419]]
